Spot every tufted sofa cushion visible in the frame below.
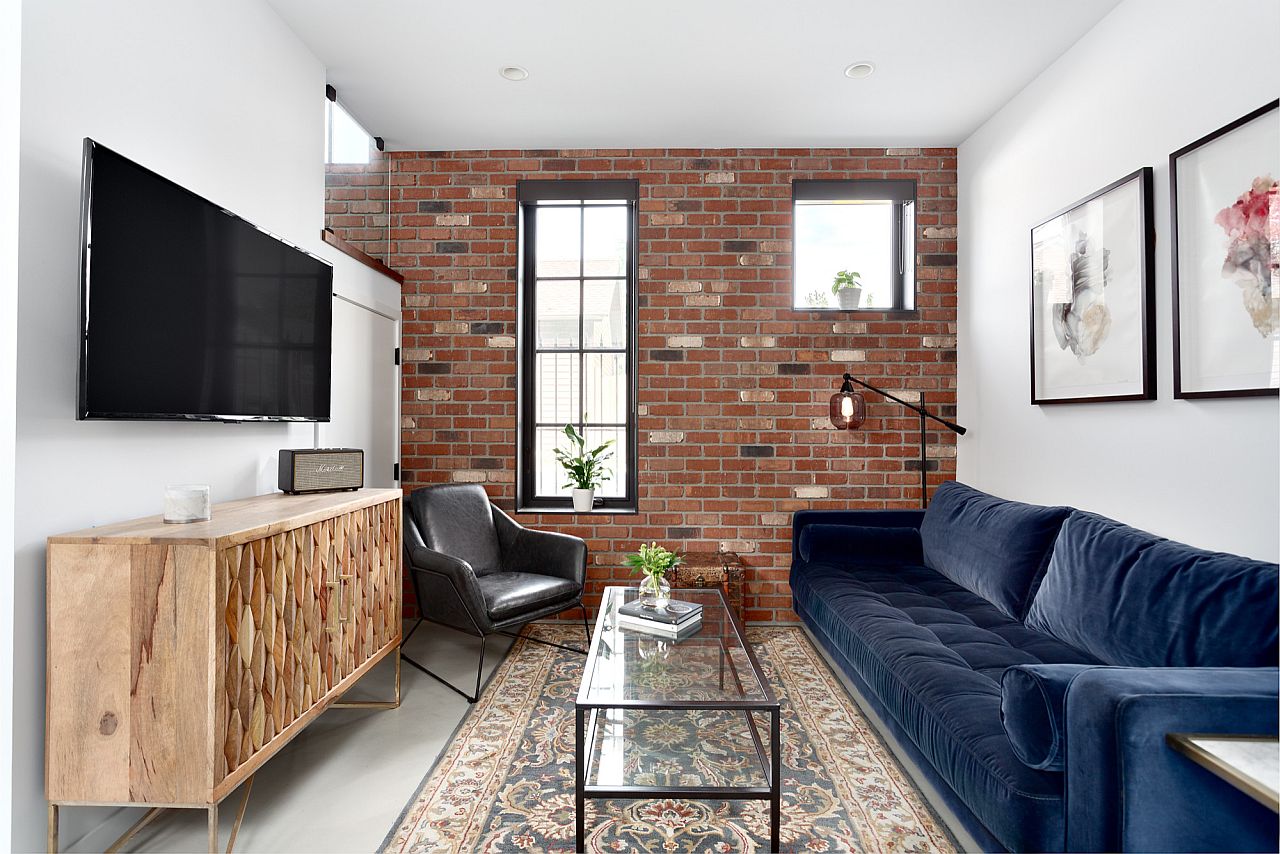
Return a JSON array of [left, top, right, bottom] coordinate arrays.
[[791, 558, 1098, 852]]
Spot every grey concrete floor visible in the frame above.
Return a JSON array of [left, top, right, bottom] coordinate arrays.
[[61, 622, 516, 854]]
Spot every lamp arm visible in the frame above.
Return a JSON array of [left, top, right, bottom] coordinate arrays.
[[843, 374, 967, 436]]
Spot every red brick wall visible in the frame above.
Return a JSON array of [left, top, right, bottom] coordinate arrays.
[[359, 148, 958, 623]]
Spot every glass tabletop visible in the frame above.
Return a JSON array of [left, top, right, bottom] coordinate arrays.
[[576, 586, 775, 709]]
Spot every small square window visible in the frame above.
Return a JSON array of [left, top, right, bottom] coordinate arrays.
[[792, 179, 916, 312], [325, 97, 374, 165]]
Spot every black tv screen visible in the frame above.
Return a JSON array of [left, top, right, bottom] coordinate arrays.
[[78, 139, 333, 422]]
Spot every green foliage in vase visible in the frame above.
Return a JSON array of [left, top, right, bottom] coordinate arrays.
[[831, 269, 862, 294], [625, 542, 682, 588], [552, 423, 614, 490]]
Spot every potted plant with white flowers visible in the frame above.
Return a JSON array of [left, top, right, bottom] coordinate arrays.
[[832, 269, 864, 309], [552, 423, 614, 512]]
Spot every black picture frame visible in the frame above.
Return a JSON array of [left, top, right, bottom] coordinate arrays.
[[1029, 167, 1157, 405], [1170, 100, 1280, 400]]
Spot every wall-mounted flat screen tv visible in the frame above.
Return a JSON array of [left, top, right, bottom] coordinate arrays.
[[78, 139, 333, 422]]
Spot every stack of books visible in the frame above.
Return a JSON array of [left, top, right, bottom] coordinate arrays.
[[616, 596, 703, 639]]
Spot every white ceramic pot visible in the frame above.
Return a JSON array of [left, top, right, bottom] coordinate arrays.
[[837, 287, 863, 309], [572, 488, 595, 512]]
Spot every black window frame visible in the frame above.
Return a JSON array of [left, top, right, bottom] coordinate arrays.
[[791, 178, 917, 313], [516, 179, 640, 513]]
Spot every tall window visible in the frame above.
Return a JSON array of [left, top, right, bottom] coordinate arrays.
[[517, 180, 639, 512], [792, 179, 916, 311]]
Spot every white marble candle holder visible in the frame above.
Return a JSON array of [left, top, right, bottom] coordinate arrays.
[[164, 484, 211, 524]]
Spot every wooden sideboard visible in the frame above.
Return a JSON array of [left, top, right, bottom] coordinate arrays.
[[45, 488, 402, 851]]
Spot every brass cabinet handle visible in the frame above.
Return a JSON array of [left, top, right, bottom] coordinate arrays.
[[325, 575, 343, 633], [339, 573, 353, 623], [326, 574, 356, 632]]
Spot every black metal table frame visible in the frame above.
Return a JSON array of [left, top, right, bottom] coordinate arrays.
[[574, 588, 781, 852]]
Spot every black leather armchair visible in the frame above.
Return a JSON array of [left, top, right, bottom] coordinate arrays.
[[401, 483, 590, 702]]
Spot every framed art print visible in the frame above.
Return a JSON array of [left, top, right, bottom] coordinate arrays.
[[1171, 100, 1279, 399], [1030, 167, 1156, 404]]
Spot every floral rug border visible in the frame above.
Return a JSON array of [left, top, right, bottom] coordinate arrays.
[[381, 624, 956, 853]]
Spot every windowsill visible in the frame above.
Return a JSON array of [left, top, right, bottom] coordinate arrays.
[[515, 505, 639, 516], [792, 307, 919, 317]]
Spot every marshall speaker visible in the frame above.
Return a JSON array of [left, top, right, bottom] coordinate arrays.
[[278, 448, 364, 494]]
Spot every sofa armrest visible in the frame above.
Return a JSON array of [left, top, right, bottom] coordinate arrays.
[[1000, 663, 1100, 771], [1063, 667, 1278, 853], [791, 509, 925, 565]]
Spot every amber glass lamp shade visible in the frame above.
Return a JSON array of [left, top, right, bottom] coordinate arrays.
[[829, 389, 866, 430]]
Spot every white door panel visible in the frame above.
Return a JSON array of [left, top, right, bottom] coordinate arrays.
[[320, 297, 398, 487]]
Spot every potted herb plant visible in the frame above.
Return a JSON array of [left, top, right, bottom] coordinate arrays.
[[552, 423, 614, 512], [625, 542, 682, 606], [832, 269, 863, 309]]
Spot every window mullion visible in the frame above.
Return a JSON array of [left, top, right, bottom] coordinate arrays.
[[892, 201, 903, 309], [578, 202, 586, 436]]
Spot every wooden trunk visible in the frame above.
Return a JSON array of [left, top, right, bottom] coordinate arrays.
[[45, 489, 402, 807], [668, 550, 746, 622]]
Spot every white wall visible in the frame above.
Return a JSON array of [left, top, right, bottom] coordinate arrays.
[[1, 1, 21, 847], [13, 2, 400, 850], [957, 0, 1280, 561]]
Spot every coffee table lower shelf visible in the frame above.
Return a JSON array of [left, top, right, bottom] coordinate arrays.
[[574, 703, 781, 852]]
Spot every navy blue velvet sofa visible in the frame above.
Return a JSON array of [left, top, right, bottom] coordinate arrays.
[[790, 481, 1278, 853]]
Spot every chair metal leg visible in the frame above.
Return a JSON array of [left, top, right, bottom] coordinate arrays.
[[497, 628, 588, 656], [401, 617, 424, 647], [401, 572, 589, 703], [401, 620, 487, 704], [496, 599, 592, 655]]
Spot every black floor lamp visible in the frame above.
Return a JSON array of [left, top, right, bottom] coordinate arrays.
[[829, 373, 967, 508]]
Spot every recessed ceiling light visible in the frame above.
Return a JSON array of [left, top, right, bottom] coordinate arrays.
[[843, 61, 875, 80], [500, 65, 529, 82]]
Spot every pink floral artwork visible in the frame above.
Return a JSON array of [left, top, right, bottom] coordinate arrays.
[[1215, 174, 1279, 336]]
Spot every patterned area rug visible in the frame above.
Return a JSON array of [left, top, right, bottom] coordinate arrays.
[[382, 625, 955, 853]]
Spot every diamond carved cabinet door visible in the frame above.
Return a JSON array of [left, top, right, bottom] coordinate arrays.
[[333, 501, 401, 684], [213, 494, 404, 788], [215, 502, 396, 787], [218, 529, 328, 783]]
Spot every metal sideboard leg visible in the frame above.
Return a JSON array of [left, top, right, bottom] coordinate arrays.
[[207, 803, 219, 854]]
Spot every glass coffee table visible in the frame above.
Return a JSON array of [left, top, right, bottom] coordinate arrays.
[[575, 586, 780, 851]]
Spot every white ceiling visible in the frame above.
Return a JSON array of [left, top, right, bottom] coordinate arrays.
[[268, 0, 1121, 151]]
